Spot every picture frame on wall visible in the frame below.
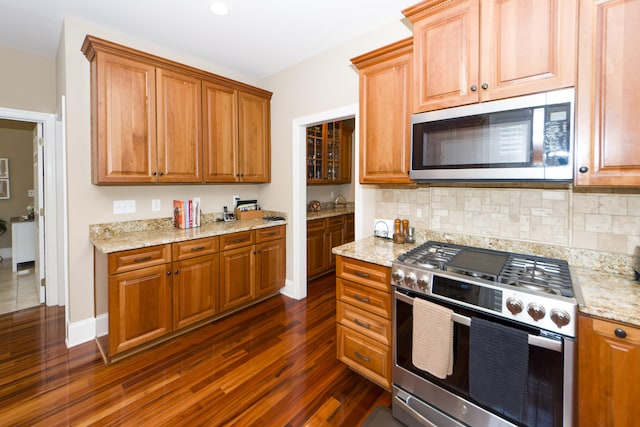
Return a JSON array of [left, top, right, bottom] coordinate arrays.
[[0, 179, 9, 199], [0, 158, 8, 178]]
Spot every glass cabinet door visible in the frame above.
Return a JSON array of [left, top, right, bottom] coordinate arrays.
[[306, 119, 352, 185]]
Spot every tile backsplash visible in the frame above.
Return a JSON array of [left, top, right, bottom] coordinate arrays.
[[375, 186, 640, 256]]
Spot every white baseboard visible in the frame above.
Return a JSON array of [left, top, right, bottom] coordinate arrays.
[[96, 313, 108, 337], [66, 317, 96, 347], [280, 278, 304, 300], [0, 248, 11, 260]]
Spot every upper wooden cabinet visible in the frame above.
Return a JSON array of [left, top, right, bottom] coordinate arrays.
[[351, 38, 413, 184], [203, 84, 271, 183], [156, 68, 202, 183], [574, 0, 640, 187], [306, 119, 353, 185], [403, 0, 577, 112], [82, 35, 272, 185]]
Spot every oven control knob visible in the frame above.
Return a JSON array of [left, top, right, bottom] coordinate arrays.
[[391, 270, 404, 285], [417, 275, 430, 291], [506, 297, 524, 315], [404, 272, 417, 288], [550, 309, 571, 328], [527, 303, 546, 321]]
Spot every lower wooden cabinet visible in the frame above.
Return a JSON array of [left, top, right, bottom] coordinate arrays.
[[307, 213, 354, 279], [578, 314, 640, 427], [95, 225, 286, 362], [335, 255, 392, 390], [172, 253, 219, 330], [108, 262, 172, 355]]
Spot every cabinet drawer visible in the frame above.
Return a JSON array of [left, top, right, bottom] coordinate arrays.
[[108, 244, 171, 275], [172, 236, 219, 261], [337, 301, 391, 345], [592, 317, 640, 343], [326, 215, 344, 229], [220, 230, 255, 250], [307, 218, 325, 232], [256, 225, 285, 243], [337, 278, 391, 319], [337, 324, 391, 390], [336, 256, 390, 292]]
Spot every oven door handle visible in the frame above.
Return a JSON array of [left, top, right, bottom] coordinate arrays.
[[395, 291, 563, 353]]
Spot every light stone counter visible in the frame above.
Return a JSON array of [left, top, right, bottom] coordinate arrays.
[[91, 216, 286, 254], [306, 207, 354, 221], [333, 235, 640, 328]]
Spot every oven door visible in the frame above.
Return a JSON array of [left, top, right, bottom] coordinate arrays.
[[393, 289, 574, 427]]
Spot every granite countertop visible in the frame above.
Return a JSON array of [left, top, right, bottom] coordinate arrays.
[[333, 236, 640, 328], [306, 206, 354, 221], [91, 217, 287, 254]]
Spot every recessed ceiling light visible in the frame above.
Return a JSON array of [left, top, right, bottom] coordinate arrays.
[[210, 1, 229, 16]]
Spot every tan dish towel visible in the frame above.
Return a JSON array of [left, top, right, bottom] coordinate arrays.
[[412, 298, 454, 379]]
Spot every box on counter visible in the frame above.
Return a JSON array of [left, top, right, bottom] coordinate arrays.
[[234, 208, 263, 220]]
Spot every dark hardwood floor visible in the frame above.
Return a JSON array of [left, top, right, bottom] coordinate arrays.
[[0, 274, 391, 426]]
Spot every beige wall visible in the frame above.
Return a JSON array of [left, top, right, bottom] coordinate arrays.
[[0, 121, 35, 249], [0, 45, 56, 113], [58, 17, 267, 323]]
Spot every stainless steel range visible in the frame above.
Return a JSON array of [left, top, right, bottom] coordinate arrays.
[[391, 241, 576, 427]]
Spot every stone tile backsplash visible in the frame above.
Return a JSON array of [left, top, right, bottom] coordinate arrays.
[[375, 186, 640, 257]]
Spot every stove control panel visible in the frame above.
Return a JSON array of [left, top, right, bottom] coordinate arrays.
[[391, 262, 576, 337]]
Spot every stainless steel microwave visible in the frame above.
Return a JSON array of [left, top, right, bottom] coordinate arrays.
[[410, 88, 574, 182]]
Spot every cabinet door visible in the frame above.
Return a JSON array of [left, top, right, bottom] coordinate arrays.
[[108, 264, 172, 354], [93, 52, 157, 184], [219, 245, 255, 311], [480, 0, 577, 102], [343, 214, 355, 243], [255, 239, 285, 297], [202, 81, 239, 182], [575, 0, 640, 186], [237, 91, 270, 182], [354, 38, 413, 184], [156, 68, 202, 183], [578, 315, 640, 426], [325, 217, 345, 271], [172, 254, 219, 330], [307, 219, 327, 278], [408, 0, 479, 112]]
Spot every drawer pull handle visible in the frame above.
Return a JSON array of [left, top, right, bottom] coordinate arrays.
[[355, 351, 371, 362], [232, 238, 247, 243], [133, 256, 152, 263], [353, 294, 370, 303], [263, 232, 277, 237], [190, 246, 206, 251], [354, 318, 371, 329], [615, 328, 627, 339], [354, 271, 370, 278]]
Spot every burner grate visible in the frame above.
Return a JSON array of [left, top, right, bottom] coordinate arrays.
[[500, 255, 573, 297], [398, 241, 461, 269]]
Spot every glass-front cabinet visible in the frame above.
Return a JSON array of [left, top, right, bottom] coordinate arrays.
[[306, 119, 353, 184]]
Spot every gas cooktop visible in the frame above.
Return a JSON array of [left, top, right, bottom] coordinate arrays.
[[397, 241, 573, 298]]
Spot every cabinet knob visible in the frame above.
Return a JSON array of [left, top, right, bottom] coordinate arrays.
[[159, 172, 164, 176], [481, 83, 488, 90], [166, 271, 171, 276], [579, 166, 589, 173], [615, 328, 627, 339], [470, 85, 478, 91], [152, 171, 157, 176], [174, 270, 179, 275]]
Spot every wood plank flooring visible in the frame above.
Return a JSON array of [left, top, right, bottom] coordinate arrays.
[[0, 274, 391, 426]]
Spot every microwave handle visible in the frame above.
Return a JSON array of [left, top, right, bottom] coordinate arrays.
[[531, 107, 545, 165], [395, 291, 562, 353]]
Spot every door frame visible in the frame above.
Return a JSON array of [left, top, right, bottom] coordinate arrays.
[[0, 105, 67, 308], [288, 104, 374, 300]]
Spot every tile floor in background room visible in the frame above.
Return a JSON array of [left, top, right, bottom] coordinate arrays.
[[0, 259, 40, 315]]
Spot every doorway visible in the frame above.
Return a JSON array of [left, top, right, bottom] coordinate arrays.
[[0, 106, 66, 313], [289, 104, 375, 301]]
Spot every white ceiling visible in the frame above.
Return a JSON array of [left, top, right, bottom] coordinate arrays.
[[0, 0, 416, 80]]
